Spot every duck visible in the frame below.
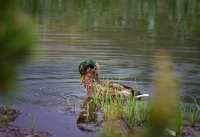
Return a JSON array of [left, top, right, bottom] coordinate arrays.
[[78, 60, 148, 98]]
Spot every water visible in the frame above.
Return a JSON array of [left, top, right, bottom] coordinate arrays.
[[4, 0, 200, 136], [16, 0, 200, 106]]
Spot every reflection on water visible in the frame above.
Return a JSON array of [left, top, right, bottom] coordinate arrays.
[[14, 0, 200, 107], [77, 97, 103, 132], [1, 1, 198, 137]]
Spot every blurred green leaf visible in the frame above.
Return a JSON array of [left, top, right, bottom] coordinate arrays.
[[0, 1, 35, 92]]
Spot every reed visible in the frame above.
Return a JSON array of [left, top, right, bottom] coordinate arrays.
[[123, 97, 136, 128], [183, 99, 200, 127], [174, 104, 184, 136], [29, 114, 37, 130]]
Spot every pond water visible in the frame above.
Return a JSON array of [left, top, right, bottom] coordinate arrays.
[[3, 0, 200, 137], [16, 0, 200, 106]]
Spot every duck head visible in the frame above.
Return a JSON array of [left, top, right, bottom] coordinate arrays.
[[78, 60, 99, 85], [78, 60, 99, 96]]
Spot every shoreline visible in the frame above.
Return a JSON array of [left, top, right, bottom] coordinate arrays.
[[0, 104, 199, 137]]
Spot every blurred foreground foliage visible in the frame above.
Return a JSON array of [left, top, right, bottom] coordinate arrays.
[[0, 0, 35, 92], [147, 53, 181, 137]]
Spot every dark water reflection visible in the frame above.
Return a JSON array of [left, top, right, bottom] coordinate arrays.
[[15, 0, 200, 107]]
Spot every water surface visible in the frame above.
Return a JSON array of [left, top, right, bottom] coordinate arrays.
[[17, 0, 200, 106], [4, 0, 200, 136]]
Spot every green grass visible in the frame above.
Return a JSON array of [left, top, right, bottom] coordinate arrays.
[[123, 97, 137, 127], [91, 88, 149, 128], [174, 104, 183, 136], [91, 90, 200, 137], [183, 99, 200, 127]]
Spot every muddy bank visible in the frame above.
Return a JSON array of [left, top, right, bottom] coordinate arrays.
[[182, 122, 200, 137], [0, 106, 52, 137], [0, 106, 20, 128], [0, 127, 51, 137]]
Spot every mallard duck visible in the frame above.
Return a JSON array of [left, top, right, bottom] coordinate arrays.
[[78, 60, 148, 98]]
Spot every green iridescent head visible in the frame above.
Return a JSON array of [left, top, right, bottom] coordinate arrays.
[[78, 60, 98, 84]]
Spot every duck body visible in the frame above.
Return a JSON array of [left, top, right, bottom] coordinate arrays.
[[91, 80, 141, 98]]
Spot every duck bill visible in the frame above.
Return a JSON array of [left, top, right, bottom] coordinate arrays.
[[80, 74, 85, 85]]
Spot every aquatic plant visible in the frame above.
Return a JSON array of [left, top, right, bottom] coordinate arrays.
[[92, 83, 101, 107], [102, 95, 124, 120], [122, 98, 149, 128], [92, 76, 149, 136], [135, 100, 149, 126], [29, 114, 37, 131], [174, 104, 184, 136], [123, 97, 136, 128], [183, 99, 200, 127]]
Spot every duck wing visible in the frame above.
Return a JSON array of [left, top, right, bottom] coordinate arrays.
[[94, 80, 141, 97]]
